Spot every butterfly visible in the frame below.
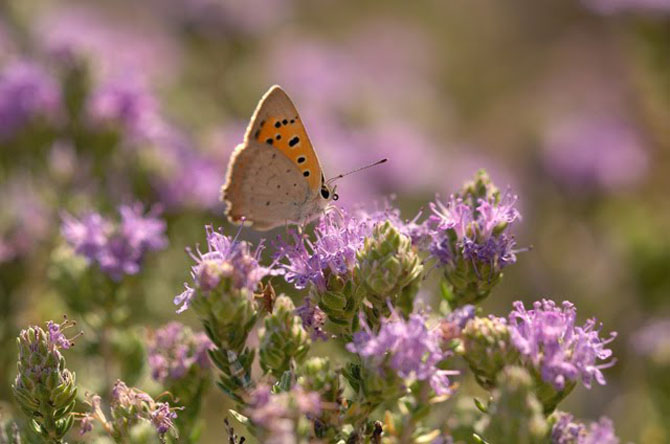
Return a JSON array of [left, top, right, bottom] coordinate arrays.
[[221, 85, 337, 231]]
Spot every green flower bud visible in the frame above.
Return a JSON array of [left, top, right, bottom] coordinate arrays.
[[298, 357, 343, 439], [12, 320, 79, 443], [192, 285, 258, 355], [312, 272, 366, 337], [356, 221, 423, 318], [460, 316, 519, 390], [259, 296, 311, 379], [479, 366, 549, 444]]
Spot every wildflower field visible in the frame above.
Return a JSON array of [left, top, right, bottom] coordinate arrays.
[[0, 0, 669, 443]]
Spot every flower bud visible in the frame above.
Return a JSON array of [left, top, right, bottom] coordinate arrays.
[[459, 316, 518, 390], [12, 319, 79, 442], [297, 357, 343, 440], [356, 221, 423, 318], [479, 366, 548, 444], [259, 295, 311, 378]]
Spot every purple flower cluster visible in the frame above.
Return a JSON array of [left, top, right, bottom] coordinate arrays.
[[542, 116, 648, 192], [147, 322, 212, 383], [87, 75, 161, 139], [109, 380, 178, 438], [46, 318, 78, 350], [428, 190, 521, 270], [508, 300, 617, 390], [551, 412, 619, 444], [150, 402, 178, 435], [174, 226, 272, 313], [247, 384, 321, 441], [61, 203, 167, 281], [273, 209, 373, 291], [0, 60, 60, 139], [347, 312, 457, 396]]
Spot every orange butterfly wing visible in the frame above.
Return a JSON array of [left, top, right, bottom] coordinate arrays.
[[243, 85, 325, 192]]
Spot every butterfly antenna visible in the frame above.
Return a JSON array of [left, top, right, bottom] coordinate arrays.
[[327, 158, 388, 185], [231, 217, 246, 246]]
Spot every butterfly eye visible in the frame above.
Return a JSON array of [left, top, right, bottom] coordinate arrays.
[[320, 188, 330, 199]]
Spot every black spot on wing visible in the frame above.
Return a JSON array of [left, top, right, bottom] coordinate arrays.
[[289, 137, 300, 147]]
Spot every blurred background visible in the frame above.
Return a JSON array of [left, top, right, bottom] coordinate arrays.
[[0, 0, 668, 442]]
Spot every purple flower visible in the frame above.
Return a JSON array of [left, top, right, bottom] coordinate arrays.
[[150, 402, 178, 436], [347, 312, 457, 396], [0, 60, 60, 139], [439, 305, 477, 341], [61, 204, 167, 281], [295, 298, 328, 341], [429, 189, 521, 270], [247, 384, 321, 442], [542, 116, 648, 192], [37, 5, 180, 82], [79, 413, 94, 435], [47, 319, 78, 350], [508, 300, 617, 391], [174, 226, 272, 313], [147, 322, 212, 383], [61, 212, 112, 259], [150, 127, 225, 211], [87, 75, 162, 139], [0, 175, 50, 263], [551, 412, 619, 444], [273, 208, 375, 291]]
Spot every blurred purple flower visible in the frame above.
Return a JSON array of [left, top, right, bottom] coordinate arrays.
[[270, 21, 434, 111], [150, 128, 225, 211], [0, 175, 51, 263], [542, 116, 648, 192], [347, 312, 457, 396], [174, 226, 272, 313], [36, 5, 180, 82], [551, 412, 619, 444], [247, 384, 320, 442], [583, 0, 670, 14], [147, 322, 212, 383], [88, 75, 162, 139], [61, 212, 112, 258], [630, 318, 670, 365], [61, 204, 167, 281], [508, 300, 617, 390], [0, 60, 60, 139]]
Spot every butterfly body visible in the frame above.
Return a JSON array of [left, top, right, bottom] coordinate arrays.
[[221, 86, 335, 230]]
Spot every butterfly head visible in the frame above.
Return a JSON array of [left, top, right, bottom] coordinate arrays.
[[319, 176, 339, 202]]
